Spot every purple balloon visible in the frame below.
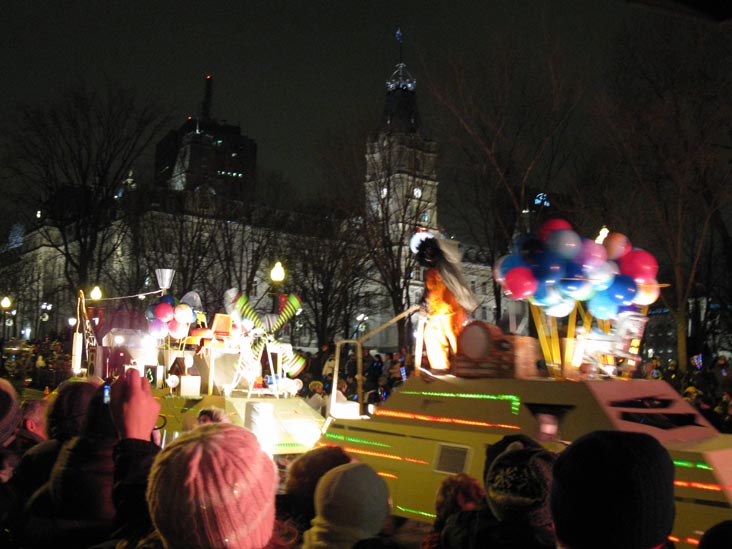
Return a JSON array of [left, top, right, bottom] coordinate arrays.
[[149, 318, 169, 339]]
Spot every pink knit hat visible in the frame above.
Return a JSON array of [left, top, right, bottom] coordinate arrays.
[[147, 423, 277, 549]]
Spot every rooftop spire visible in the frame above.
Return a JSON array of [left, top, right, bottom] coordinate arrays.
[[386, 27, 415, 91], [200, 74, 213, 120], [379, 26, 420, 134]]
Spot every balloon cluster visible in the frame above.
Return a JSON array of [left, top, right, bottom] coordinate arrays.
[[494, 219, 660, 320], [144, 294, 197, 340]]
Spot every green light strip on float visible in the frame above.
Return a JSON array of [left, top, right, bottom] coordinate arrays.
[[396, 505, 436, 519], [275, 442, 303, 449], [673, 460, 713, 471], [400, 391, 522, 414], [324, 432, 391, 448]]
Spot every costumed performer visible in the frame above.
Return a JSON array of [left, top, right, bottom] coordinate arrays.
[[411, 231, 479, 370]]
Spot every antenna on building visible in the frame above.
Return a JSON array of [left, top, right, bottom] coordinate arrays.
[[395, 25, 404, 65], [201, 74, 213, 120]]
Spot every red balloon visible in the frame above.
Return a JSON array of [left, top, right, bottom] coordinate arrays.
[[168, 319, 190, 340], [538, 219, 573, 241], [504, 267, 538, 299], [154, 302, 174, 323], [619, 249, 659, 283]]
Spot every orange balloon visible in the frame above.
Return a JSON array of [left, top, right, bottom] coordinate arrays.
[[604, 233, 632, 260], [633, 280, 660, 306]]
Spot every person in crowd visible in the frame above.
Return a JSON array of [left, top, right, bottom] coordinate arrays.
[[441, 436, 556, 549], [21, 383, 120, 547], [440, 434, 544, 548], [713, 356, 731, 397], [382, 353, 394, 378], [276, 445, 351, 542], [196, 406, 230, 425], [0, 449, 18, 483], [369, 355, 385, 382], [325, 379, 352, 417], [302, 461, 391, 549], [106, 368, 296, 549], [663, 359, 682, 393], [421, 473, 485, 549], [8, 399, 48, 456], [306, 381, 326, 415], [147, 422, 293, 548], [311, 343, 331, 381], [388, 352, 407, 389], [699, 519, 732, 549], [551, 430, 675, 549], [12, 379, 99, 506], [345, 352, 358, 378], [0, 379, 21, 452], [321, 353, 337, 380]]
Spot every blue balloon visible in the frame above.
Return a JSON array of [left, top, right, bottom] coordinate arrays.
[[588, 292, 618, 320], [531, 282, 563, 307], [160, 294, 176, 306], [558, 261, 591, 298], [530, 252, 566, 285], [498, 254, 527, 280], [606, 274, 638, 306]]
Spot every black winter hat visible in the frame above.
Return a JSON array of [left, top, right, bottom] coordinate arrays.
[[551, 430, 675, 549], [485, 442, 555, 525]]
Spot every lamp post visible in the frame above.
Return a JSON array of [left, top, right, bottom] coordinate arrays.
[[270, 261, 285, 313], [1, 297, 10, 371], [353, 313, 369, 338], [155, 269, 175, 295], [38, 302, 52, 339]]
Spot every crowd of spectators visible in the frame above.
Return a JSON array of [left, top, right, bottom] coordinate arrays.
[[295, 343, 416, 416], [638, 355, 732, 432], [0, 358, 731, 547]]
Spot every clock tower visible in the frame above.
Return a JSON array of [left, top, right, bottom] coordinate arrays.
[[364, 53, 439, 236]]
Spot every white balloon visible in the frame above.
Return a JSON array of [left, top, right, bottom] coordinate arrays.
[[545, 299, 576, 317]]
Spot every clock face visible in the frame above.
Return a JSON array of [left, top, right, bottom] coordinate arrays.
[[413, 187, 423, 198]]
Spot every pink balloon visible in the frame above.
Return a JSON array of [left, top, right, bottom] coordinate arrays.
[[575, 239, 607, 272], [504, 267, 538, 299], [604, 233, 632, 260], [154, 302, 174, 322], [168, 319, 190, 340], [619, 249, 659, 283], [538, 219, 573, 241]]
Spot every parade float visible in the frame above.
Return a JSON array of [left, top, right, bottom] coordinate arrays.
[[72, 271, 325, 457], [315, 222, 732, 548]]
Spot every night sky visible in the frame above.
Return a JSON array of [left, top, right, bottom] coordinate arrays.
[[0, 0, 695, 227]]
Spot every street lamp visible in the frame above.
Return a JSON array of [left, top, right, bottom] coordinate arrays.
[[1, 297, 11, 371], [354, 313, 369, 338], [270, 261, 285, 313], [155, 269, 176, 295]]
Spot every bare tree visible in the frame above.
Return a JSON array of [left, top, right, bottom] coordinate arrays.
[[280, 191, 370, 347], [600, 16, 732, 370], [3, 83, 171, 293], [421, 34, 583, 322]]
